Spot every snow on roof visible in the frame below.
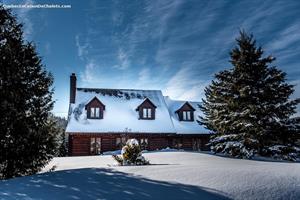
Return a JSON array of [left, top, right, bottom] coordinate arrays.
[[164, 96, 210, 134], [66, 88, 210, 134], [66, 88, 176, 133]]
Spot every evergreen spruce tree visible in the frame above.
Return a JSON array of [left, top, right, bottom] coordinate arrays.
[[200, 31, 300, 160], [0, 6, 57, 179], [51, 115, 68, 157]]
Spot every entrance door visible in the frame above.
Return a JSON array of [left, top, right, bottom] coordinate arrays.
[[116, 136, 127, 149], [193, 138, 202, 151], [90, 137, 101, 155]]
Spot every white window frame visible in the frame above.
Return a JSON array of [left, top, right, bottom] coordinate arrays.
[[91, 107, 95, 118], [147, 108, 152, 118], [183, 111, 187, 121], [142, 108, 152, 119], [143, 108, 148, 118], [90, 107, 101, 118], [95, 107, 100, 118], [182, 111, 192, 121], [116, 138, 121, 146], [90, 137, 101, 155], [140, 138, 149, 150], [186, 111, 191, 120]]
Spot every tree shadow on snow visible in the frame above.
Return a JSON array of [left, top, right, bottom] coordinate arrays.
[[0, 168, 231, 200]]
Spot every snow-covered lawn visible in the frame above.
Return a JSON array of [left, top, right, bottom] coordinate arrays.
[[1, 152, 300, 200]]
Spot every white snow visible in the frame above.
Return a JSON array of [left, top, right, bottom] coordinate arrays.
[[126, 138, 139, 146], [164, 96, 210, 134], [66, 89, 176, 133], [66, 89, 210, 135], [1, 152, 299, 200]]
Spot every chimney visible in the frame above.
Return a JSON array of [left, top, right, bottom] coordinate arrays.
[[70, 73, 76, 103]]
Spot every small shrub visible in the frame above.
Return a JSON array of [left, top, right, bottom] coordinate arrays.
[[112, 139, 150, 166]]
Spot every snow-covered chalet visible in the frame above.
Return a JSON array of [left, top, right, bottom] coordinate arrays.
[[66, 73, 211, 156]]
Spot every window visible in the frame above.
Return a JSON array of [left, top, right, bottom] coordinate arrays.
[[85, 97, 105, 119], [182, 111, 191, 121], [90, 137, 101, 155], [183, 111, 186, 120], [90, 107, 100, 118], [116, 136, 127, 149], [176, 102, 195, 122], [143, 108, 147, 118], [136, 98, 156, 120], [187, 111, 191, 120], [139, 138, 149, 150], [147, 108, 151, 118], [193, 138, 202, 151], [142, 108, 152, 119], [116, 138, 121, 146]]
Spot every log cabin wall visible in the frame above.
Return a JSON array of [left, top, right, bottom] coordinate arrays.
[[68, 133, 211, 156]]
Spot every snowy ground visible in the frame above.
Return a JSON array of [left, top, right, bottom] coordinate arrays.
[[1, 152, 300, 200]]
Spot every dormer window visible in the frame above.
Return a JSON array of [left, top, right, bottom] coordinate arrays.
[[176, 102, 195, 122], [85, 97, 105, 119], [136, 98, 156, 120]]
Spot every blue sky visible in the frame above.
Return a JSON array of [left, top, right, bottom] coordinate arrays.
[[3, 0, 300, 117]]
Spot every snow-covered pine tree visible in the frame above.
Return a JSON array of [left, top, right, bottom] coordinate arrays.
[[50, 115, 68, 157], [200, 31, 300, 160], [0, 6, 57, 179]]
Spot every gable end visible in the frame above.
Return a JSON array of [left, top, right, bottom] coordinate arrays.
[[85, 97, 105, 119], [176, 102, 196, 121], [136, 98, 156, 120]]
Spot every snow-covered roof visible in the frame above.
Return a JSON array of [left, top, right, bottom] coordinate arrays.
[[164, 96, 210, 134], [66, 88, 210, 134]]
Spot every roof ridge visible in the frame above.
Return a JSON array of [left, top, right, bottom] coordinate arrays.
[[77, 87, 161, 92]]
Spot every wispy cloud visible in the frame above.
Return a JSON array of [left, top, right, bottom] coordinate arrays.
[[10, 0, 35, 40], [79, 59, 102, 86], [164, 66, 210, 101], [268, 24, 300, 51], [138, 68, 150, 82], [74, 0, 300, 110], [75, 34, 90, 61], [113, 47, 130, 70]]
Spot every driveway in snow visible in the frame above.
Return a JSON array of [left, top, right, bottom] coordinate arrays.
[[0, 152, 299, 200]]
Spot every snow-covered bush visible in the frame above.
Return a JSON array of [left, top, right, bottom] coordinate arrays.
[[263, 145, 300, 161], [112, 139, 150, 166], [209, 134, 258, 159]]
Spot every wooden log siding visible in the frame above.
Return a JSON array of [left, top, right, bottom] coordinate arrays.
[[68, 132, 211, 156], [182, 138, 193, 150], [69, 135, 91, 156]]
